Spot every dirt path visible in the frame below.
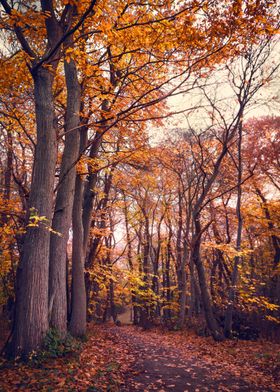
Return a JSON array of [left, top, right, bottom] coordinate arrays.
[[109, 326, 274, 392], [0, 324, 278, 391]]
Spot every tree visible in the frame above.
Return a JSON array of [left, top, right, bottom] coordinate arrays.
[[0, 0, 279, 358], [0, 0, 96, 357]]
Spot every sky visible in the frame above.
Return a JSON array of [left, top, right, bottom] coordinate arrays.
[[150, 40, 280, 143]]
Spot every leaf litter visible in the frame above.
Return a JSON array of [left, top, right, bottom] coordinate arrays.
[[0, 323, 279, 391]]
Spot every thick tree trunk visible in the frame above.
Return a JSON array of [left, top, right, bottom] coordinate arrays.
[[11, 68, 57, 357], [49, 55, 81, 335]]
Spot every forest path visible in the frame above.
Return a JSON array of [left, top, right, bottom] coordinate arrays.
[[0, 323, 278, 391], [109, 325, 272, 392]]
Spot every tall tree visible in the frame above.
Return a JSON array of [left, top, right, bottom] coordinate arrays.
[[0, 0, 96, 357]]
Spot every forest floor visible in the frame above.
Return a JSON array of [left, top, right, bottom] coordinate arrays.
[[0, 323, 279, 391]]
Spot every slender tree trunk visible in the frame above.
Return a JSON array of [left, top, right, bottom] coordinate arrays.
[[163, 224, 172, 323], [69, 130, 87, 337], [176, 190, 184, 326], [139, 215, 151, 328], [255, 187, 280, 269], [82, 99, 114, 259], [188, 256, 201, 318], [178, 191, 191, 328], [151, 249, 160, 318], [11, 68, 57, 357], [178, 240, 188, 328], [123, 192, 139, 320], [82, 133, 102, 250], [224, 122, 243, 338], [66, 252, 71, 322], [49, 52, 81, 335], [4, 130, 13, 202], [192, 214, 223, 341], [109, 278, 117, 322]]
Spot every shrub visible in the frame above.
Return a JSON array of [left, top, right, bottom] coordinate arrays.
[[42, 328, 81, 359]]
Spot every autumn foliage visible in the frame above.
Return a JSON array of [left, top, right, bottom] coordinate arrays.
[[0, 2, 279, 390]]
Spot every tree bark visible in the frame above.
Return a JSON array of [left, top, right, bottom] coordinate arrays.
[[82, 132, 102, 250], [11, 68, 57, 357], [69, 130, 87, 337], [139, 214, 151, 328], [49, 52, 81, 335], [163, 223, 172, 323], [123, 192, 139, 320], [178, 240, 188, 328], [255, 187, 280, 268], [224, 122, 243, 338], [192, 214, 223, 341]]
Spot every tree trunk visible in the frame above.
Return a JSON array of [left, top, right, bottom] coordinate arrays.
[[11, 68, 57, 357], [123, 192, 139, 320], [4, 130, 13, 202], [192, 215, 223, 341], [82, 99, 112, 254], [82, 132, 102, 249], [255, 187, 280, 269], [66, 252, 71, 322], [188, 256, 201, 318], [109, 278, 117, 322], [163, 224, 172, 323], [178, 240, 188, 328], [49, 54, 81, 335], [224, 122, 243, 338], [69, 130, 87, 337], [176, 190, 184, 326], [139, 215, 151, 328]]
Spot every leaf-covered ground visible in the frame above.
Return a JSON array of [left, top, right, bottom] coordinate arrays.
[[0, 323, 279, 391], [117, 326, 280, 391]]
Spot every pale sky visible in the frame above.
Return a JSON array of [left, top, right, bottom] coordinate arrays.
[[150, 40, 280, 143]]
